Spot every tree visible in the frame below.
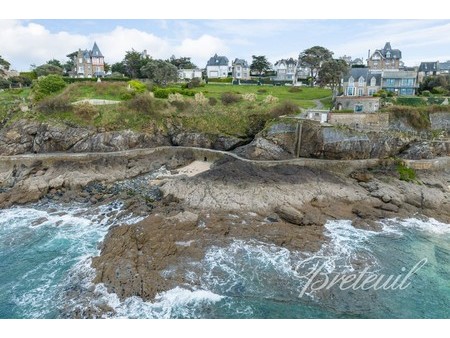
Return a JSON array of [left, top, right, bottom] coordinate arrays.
[[317, 59, 349, 93], [111, 61, 126, 75], [298, 46, 334, 86], [250, 55, 271, 76], [34, 63, 64, 77], [46, 59, 63, 68], [0, 55, 10, 70], [141, 59, 178, 86], [123, 49, 150, 78], [168, 55, 197, 69], [31, 74, 66, 101], [104, 62, 111, 73], [0, 55, 11, 78], [63, 59, 75, 74]]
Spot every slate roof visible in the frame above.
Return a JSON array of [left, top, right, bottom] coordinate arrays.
[[439, 61, 450, 71], [233, 58, 249, 67], [419, 62, 438, 72], [91, 42, 103, 57], [383, 70, 417, 79], [344, 68, 381, 86], [207, 54, 229, 66], [274, 58, 297, 67], [373, 42, 402, 59]]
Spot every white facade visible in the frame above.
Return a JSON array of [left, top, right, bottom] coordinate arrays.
[[206, 65, 229, 78], [178, 69, 202, 80]]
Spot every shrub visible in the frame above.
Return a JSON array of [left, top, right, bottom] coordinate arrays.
[[194, 92, 208, 105], [431, 86, 448, 95], [208, 97, 218, 106], [128, 80, 147, 93], [221, 92, 241, 105], [288, 86, 302, 93], [389, 106, 431, 130], [126, 93, 156, 114], [427, 97, 445, 105], [36, 96, 72, 114], [153, 87, 195, 99], [396, 97, 426, 107], [73, 102, 98, 119], [120, 92, 135, 101], [168, 93, 184, 103], [0, 78, 10, 89], [182, 78, 204, 89], [242, 93, 256, 102], [32, 75, 67, 101], [207, 77, 232, 83], [421, 90, 431, 97], [263, 95, 279, 104], [396, 161, 417, 182], [270, 100, 300, 118]]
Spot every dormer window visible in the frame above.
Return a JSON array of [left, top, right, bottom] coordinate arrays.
[[348, 76, 354, 85], [386, 51, 391, 58], [370, 77, 376, 86], [358, 77, 365, 85]]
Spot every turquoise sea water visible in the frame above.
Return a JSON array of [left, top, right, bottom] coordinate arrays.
[[0, 201, 448, 319]]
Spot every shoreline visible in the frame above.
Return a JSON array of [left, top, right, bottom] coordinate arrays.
[[0, 147, 449, 313]]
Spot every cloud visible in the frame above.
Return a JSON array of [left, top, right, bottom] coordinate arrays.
[[174, 35, 229, 67], [91, 26, 171, 63], [0, 20, 88, 69]]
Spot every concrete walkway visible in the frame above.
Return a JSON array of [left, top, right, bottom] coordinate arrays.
[[72, 99, 121, 105]]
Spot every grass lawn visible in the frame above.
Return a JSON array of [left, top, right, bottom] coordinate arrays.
[[1, 81, 332, 138], [188, 83, 331, 109]]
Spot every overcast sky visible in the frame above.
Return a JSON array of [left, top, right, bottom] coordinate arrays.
[[2, 2, 450, 71]]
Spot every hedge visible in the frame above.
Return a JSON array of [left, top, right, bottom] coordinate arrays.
[[206, 77, 232, 83], [396, 97, 427, 107], [153, 87, 195, 99], [62, 77, 130, 84]]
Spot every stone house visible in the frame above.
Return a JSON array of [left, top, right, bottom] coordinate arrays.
[[206, 54, 229, 78], [367, 42, 402, 70], [69, 42, 105, 78], [231, 58, 251, 81], [335, 96, 380, 113], [342, 68, 382, 97], [273, 58, 297, 81]]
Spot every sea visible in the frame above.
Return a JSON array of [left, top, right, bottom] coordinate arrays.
[[0, 199, 449, 319]]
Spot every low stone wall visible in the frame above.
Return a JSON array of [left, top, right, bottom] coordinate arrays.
[[329, 113, 389, 131], [430, 112, 450, 131]]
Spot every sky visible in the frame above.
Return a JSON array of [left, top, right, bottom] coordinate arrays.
[[1, 2, 450, 72]]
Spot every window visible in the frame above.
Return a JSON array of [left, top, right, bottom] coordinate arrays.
[[386, 51, 391, 58], [358, 88, 364, 96], [237, 72, 241, 77], [384, 78, 395, 86], [368, 89, 376, 96], [348, 77, 354, 85], [78, 66, 84, 73], [370, 77, 376, 86], [78, 58, 83, 63], [347, 87, 354, 96], [401, 78, 414, 87], [354, 104, 363, 112], [358, 77, 365, 86]]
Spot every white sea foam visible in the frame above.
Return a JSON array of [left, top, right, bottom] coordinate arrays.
[[393, 217, 450, 235]]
